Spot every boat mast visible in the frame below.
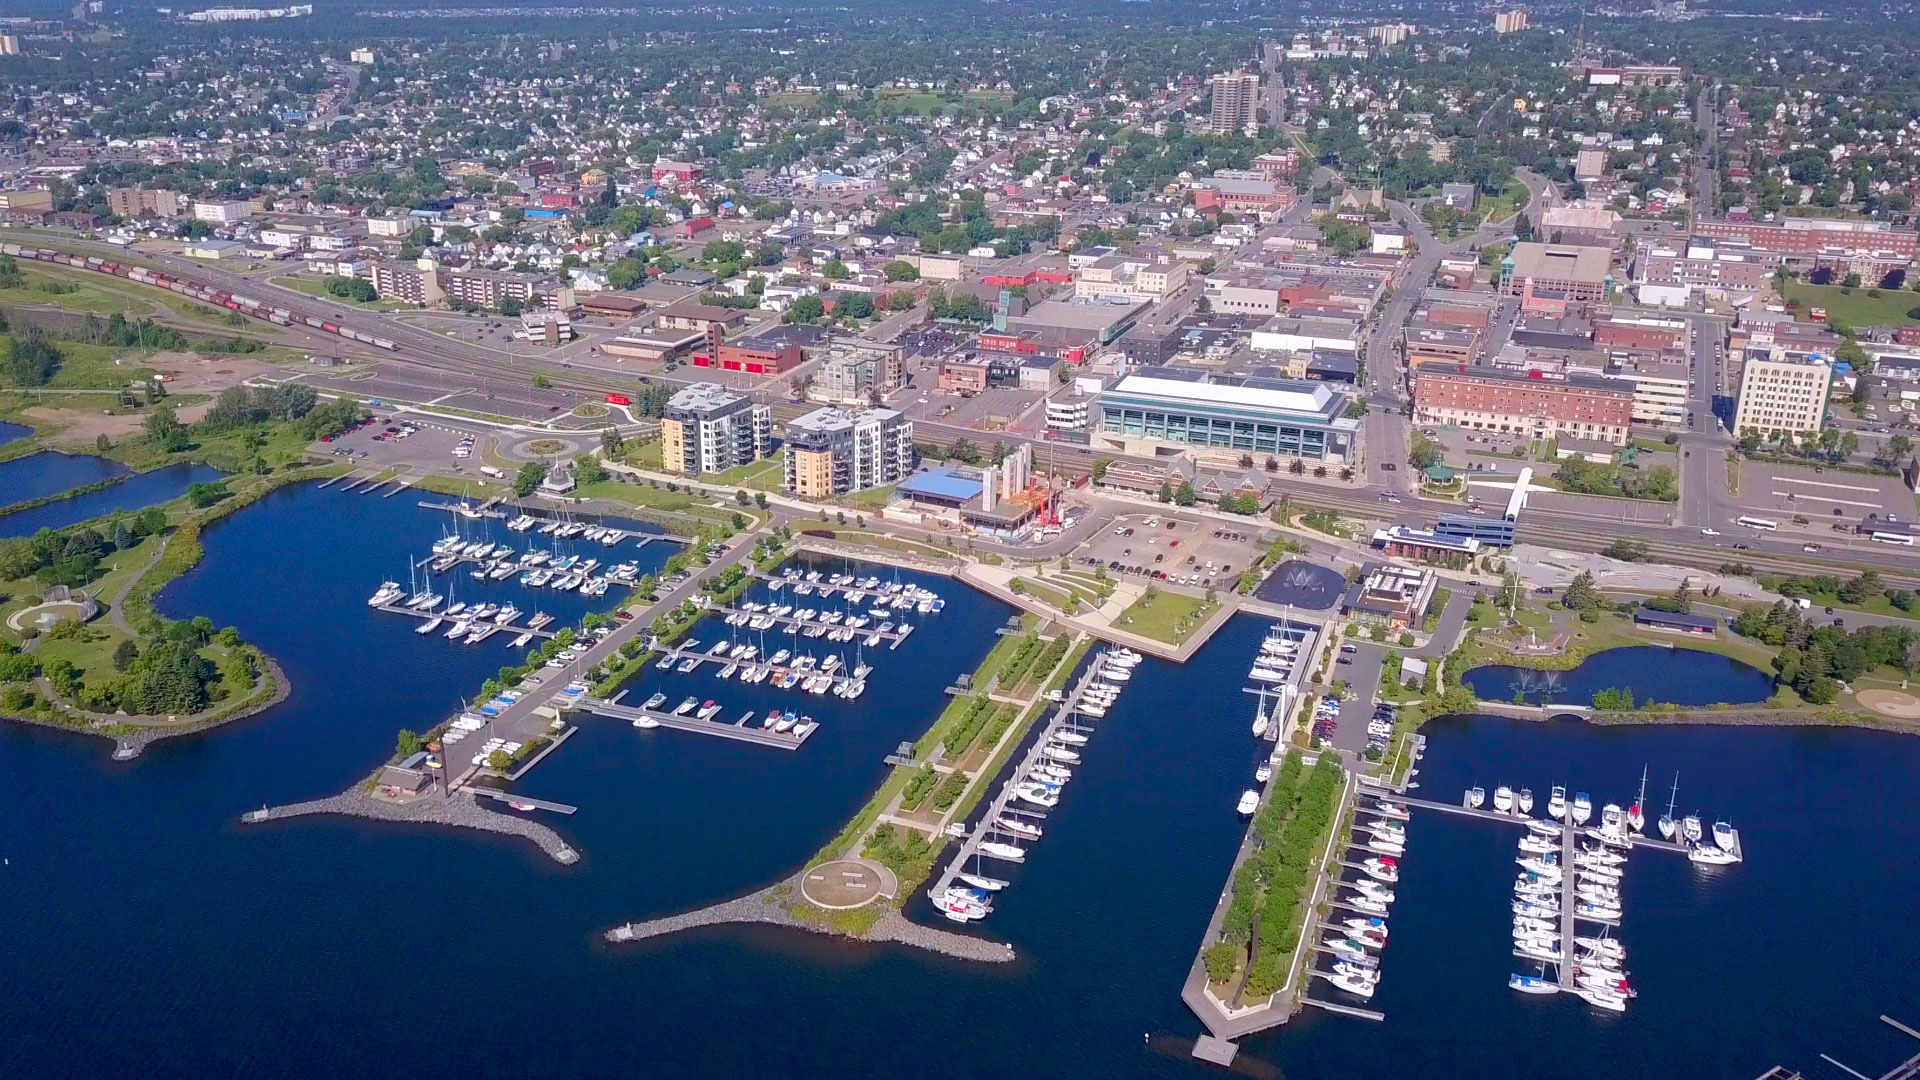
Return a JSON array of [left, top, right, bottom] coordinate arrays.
[[1664, 772, 1679, 820]]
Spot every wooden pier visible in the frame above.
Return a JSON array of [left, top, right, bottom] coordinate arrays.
[[470, 787, 578, 815], [709, 604, 913, 647], [575, 697, 815, 749], [644, 642, 874, 696], [373, 601, 558, 639]]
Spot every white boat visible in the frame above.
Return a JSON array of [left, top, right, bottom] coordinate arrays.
[[673, 697, 698, 716], [1255, 763, 1273, 784], [1658, 774, 1680, 840], [1053, 730, 1088, 746], [1576, 935, 1625, 960], [416, 616, 442, 635], [1518, 835, 1557, 855], [1013, 784, 1059, 809], [1466, 786, 1485, 809], [1547, 786, 1568, 820], [1365, 837, 1405, 857], [1361, 857, 1398, 882], [1575, 986, 1628, 1013], [1251, 708, 1269, 737], [1493, 786, 1515, 813], [1682, 814, 1703, 844], [1324, 936, 1375, 961], [1712, 820, 1737, 852], [958, 873, 1007, 892], [1510, 973, 1559, 995], [1689, 843, 1739, 866], [978, 841, 1027, 862], [1326, 968, 1377, 999], [632, 716, 659, 729], [1572, 792, 1593, 825], [1346, 894, 1390, 915], [995, 816, 1042, 840], [368, 582, 403, 606], [1517, 788, 1534, 815], [1236, 790, 1260, 816]]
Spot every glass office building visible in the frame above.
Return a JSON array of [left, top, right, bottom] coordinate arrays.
[[1094, 372, 1358, 461]]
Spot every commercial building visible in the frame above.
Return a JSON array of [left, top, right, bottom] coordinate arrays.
[[1691, 216, 1917, 278], [1343, 563, 1438, 630], [810, 339, 905, 406], [1499, 243, 1612, 303], [1733, 355, 1831, 436], [783, 406, 914, 498], [1633, 238, 1779, 307], [659, 383, 772, 476], [1606, 354, 1691, 426], [1594, 312, 1687, 352], [692, 339, 803, 376], [654, 301, 747, 334], [0, 189, 54, 212], [1371, 525, 1480, 567], [1208, 71, 1260, 135], [1046, 396, 1092, 431], [1412, 362, 1634, 445], [192, 199, 253, 224], [1093, 371, 1359, 463]]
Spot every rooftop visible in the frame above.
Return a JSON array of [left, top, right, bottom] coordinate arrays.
[[1105, 372, 1339, 417]]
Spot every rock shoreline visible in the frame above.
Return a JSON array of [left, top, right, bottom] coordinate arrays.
[[606, 882, 1015, 963], [241, 781, 580, 864], [1, 655, 294, 760]]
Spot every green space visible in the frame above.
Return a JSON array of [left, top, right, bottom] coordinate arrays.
[[700, 455, 784, 491], [0, 333, 157, 390], [1010, 576, 1077, 612], [269, 275, 413, 311], [1781, 279, 1920, 328], [845, 484, 896, 512], [1, 262, 277, 336], [572, 477, 706, 512], [1115, 587, 1218, 644], [1479, 178, 1529, 224]]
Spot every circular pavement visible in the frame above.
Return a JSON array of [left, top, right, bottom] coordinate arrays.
[[1857, 689, 1920, 719], [498, 434, 588, 463], [800, 859, 896, 909]]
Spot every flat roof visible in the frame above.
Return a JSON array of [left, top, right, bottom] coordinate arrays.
[[897, 467, 983, 501], [1508, 242, 1612, 285], [1106, 373, 1336, 416]]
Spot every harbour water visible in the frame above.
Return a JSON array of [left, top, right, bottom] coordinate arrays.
[[0, 462, 225, 538], [0, 488, 1915, 1079], [1462, 645, 1777, 706], [0, 448, 130, 504]]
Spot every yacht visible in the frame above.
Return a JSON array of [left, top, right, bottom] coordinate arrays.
[[1517, 834, 1557, 856], [1547, 786, 1568, 820], [1575, 986, 1628, 1013], [1346, 894, 1389, 916], [1466, 786, 1486, 809], [673, 697, 699, 716], [1361, 857, 1399, 883], [444, 619, 471, 639], [1013, 784, 1059, 809], [1657, 775, 1680, 840], [958, 873, 1007, 892], [995, 816, 1042, 840], [1251, 708, 1270, 738], [1324, 936, 1375, 962], [1527, 819, 1563, 838], [696, 701, 721, 719], [978, 841, 1027, 862], [1236, 790, 1260, 816], [1326, 968, 1378, 1000], [1365, 836, 1405, 857], [1509, 973, 1560, 995], [1689, 842, 1739, 866], [643, 693, 668, 710], [1493, 785, 1515, 814], [416, 616, 443, 635], [1517, 788, 1534, 815], [368, 582, 403, 606], [1053, 730, 1089, 746], [631, 715, 659, 729], [1576, 935, 1625, 960], [1572, 792, 1593, 825], [1255, 762, 1272, 784], [1682, 814, 1704, 844]]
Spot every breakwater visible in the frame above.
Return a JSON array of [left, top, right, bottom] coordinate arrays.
[[607, 880, 1016, 962], [241, 782, 580, 864]]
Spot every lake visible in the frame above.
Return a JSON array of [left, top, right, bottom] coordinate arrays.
[[0, 462, 226, 538], [0, 420, 31, 449], [0, 492, 1914, 1080], [0, 449, 130, 504], [1462, 645, 1777, 707]]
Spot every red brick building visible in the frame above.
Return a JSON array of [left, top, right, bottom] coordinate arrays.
[[1413, 362, 1635, 445]]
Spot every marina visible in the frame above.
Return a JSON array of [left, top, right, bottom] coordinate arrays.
[[575, 696, 818, 749]]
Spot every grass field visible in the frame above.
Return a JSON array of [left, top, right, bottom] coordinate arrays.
[[270, 275, 413, 312], [1782, 279, 1920, 327], [0, 333, 157, 390], [701, 455, 784, 491], [1, 264, 266, 334], [572, 478, 704, 512], [1479, 179, 1529, 225], [1115, 590, 1217, 644]]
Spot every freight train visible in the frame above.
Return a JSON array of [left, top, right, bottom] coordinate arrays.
[[0, 243, 397, 351]]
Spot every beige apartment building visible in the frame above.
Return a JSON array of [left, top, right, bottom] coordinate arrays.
[[1733, 356, 1831, 436]]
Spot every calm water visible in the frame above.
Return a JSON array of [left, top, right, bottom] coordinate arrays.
[[1463, 645, 1776, 707], [0, 449, 130, 504], [0, 463, 225, 538], [0, 420, 30, 448], [0, 489, 1915, 1080]]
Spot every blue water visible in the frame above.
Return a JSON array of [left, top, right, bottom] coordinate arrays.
[[1463, 645, 1776, 706], [0, 463, 226, 537], [0, 420, 30, 448], [0, 449, 130, 504], [0, 486, 1915, 1080]]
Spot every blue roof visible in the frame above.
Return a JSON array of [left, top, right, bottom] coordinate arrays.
[[898, 467, 983, 501]]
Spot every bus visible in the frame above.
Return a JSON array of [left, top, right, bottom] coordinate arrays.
[[1735, 516, 1779, 531], [1870, 532, 1915, 547]]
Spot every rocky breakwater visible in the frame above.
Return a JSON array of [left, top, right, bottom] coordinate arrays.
[[241, 783, 579, 864], [606, 880, 1016, 963]]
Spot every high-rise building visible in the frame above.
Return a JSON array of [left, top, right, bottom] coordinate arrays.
[[1369, 23, 1415, 46], [783, 407, 914, 498], [1208, 71, 1261, 136], [0, 34, 22, 56], [1733, 356, 1831, 436], [659, 382, 772, 476], [1493, 8, 1530, 33]]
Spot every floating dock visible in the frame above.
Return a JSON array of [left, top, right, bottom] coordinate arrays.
[[709, 604, 913, 646], [373, 601, 559, 638], [470, 788, 578, 815], [575, 697, 815, 749]]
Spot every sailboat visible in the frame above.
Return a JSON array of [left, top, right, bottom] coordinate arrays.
[[1627, 766, 1649, 833], [1251, 688, 1270, 738], [1657, 773, 1679, 840]]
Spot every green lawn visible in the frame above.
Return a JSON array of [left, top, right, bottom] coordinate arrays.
[[1479, 179, 1529, 224], [572, 478, 704, 512], [1, 264, 269, 333], [1013, 577, 1076, 611], [1782, 279, 1920, 328], [701, 455, 784, 491], [1115, 590, 1218, 644], [270, 275, 413, 311], [0, 333, 157, 390], [846, 484, 896, 511], [625, 440, 664, 471]]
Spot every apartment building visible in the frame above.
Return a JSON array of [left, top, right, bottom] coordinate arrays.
[[1493, 8, 1530, 32], [192, 199, 253, 224], [1412, 362, 1635, 445], [658, 382, 772, 476], [1208, 71, 1260, 135], [1733, 356, 1831, 436], [783, 406, 915, 498], [106, 187, 189, 218], [1606, 354, 1691, 426], [808, 339, 906, 406]]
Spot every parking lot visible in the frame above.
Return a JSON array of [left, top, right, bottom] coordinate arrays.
[[1071, 513, 1270, 589], [1730, 459, 1913, 535], [318, 413, 495, 477]]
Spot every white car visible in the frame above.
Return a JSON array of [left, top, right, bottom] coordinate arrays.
[[1700, 527, 1720, 537]]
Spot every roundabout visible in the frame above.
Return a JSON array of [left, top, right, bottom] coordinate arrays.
[[799, 859, 897, 909], [499, 434, 588, 462]]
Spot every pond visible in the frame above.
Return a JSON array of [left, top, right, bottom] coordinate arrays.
[[0, 450, 131, 505], [1461, 645, 1776, 707], [0, 463, 226, 538], [1254, 558, 1346, 610], [0, 420, 31, 449]]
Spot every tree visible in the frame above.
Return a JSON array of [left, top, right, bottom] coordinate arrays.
[[602, 428, 625, 457], [1890, 434, 1915, 462], [3, 331, 62, 387], [883, 259, 919, 282], [1173, 481, 1196, 507], [1408, 434, 1443, 470], [513, 462, 548, 497], [112, 640, 139, 672], [1561, 570, 1600, 611], [530, 373, 552, 389], [606, 258, 643, 290], [783, 295, 826, 324], [822, 259, 851, 281], [395, 729, 424, 760], [144, 405, 192, 452], [1672, 577, 1693, 614], [837, 292, 874, 319], [1156, 481, 1173, 503]]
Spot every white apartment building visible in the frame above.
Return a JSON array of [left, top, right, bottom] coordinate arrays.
[[659, 383, 772, 476], [192, 200, 253, 224], [1733, 356, 1831, 435], [783, 406, 914, 498], [1046, 397, 1091, 431]]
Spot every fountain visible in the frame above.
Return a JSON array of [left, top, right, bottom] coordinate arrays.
[[1511, 668, 1567, 703], [1256, 560, 1345, 610]]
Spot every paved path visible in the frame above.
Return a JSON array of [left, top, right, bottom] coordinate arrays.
[[107, 534, 170, 637]]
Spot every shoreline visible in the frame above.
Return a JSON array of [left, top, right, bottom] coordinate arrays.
[[1, 653, 294, 758], [605, 880, 1015, 963], [240, 778, 581, 864]]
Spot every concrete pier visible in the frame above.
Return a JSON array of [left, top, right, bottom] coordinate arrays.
[[576, 697, 815, 749], [373, 601, 558, 639]]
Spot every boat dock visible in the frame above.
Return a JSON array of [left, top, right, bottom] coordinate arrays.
[[575, 697, 815, 749], [925, 653, 1109, 902], [419, 499, 508, 520], [708, 604, 913, 646], [372, 601, 559, 638], [1366, 788, 1696, 856], [470, 787, 578, 815]]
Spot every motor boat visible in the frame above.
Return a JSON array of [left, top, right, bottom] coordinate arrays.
[[1365, 836, 1405, 857], [1514, 916, 1556, 935], [1255, 763, 1272, 784], [1712, 820, 1737, 852], [1237, 790, 1260, 816], [1343, 916, 1388, 939], [1516, 788, 1534, 816], [1518, 835, 1557, 855], [631, 716, 659, 729], [995, 816, 1042, 840], [1575, 986, 1628, 1013], [1575, 935, 1625, 960], [1527, 819, 1563, 838], [1547, 786, 1568, 820], [1466, 786, 1486, 809], [1572, 792, 1593, 825], [1346, 894, 1390, 915], [1327, 967, 1378, 999], [1682, 815, 1704, 844], [1361, 857, 1398, 883], [1323, 936, 1374, 961], [1493, 786, 1515, 813], [1688, 843, 1739, 866]]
